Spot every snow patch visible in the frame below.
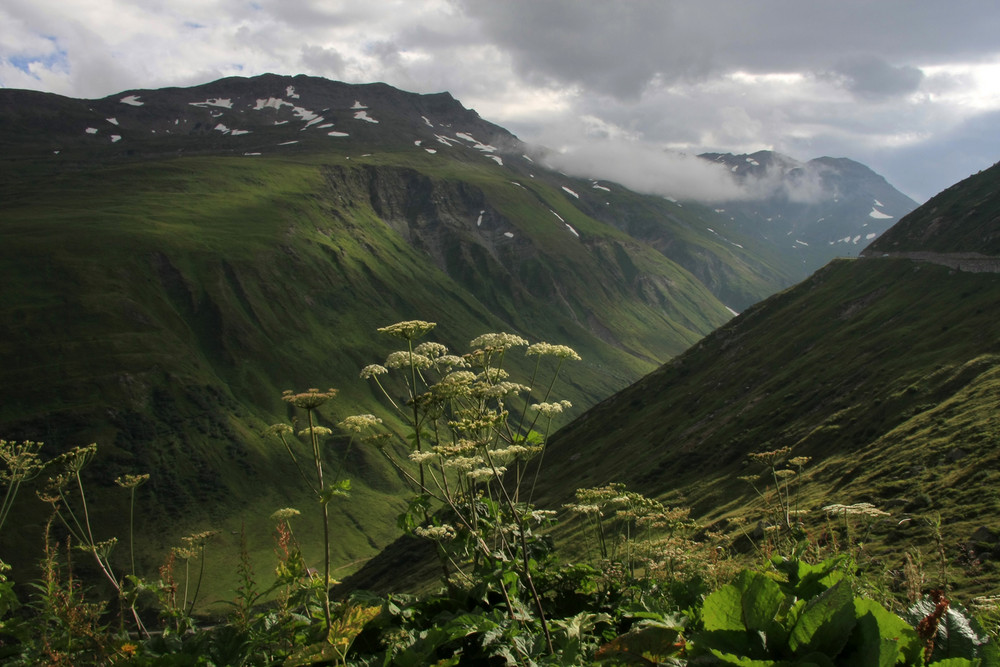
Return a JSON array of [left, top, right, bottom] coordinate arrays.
[[504, 232, 514, 238], [351, 100, 367, 109], [286, 86, 299, 99], [230, 129, 250, 136], [488, 155, 503, 165], [316, 123, 333, 129], [243, 152, 261, 156], [565, 224, 580, 238], [190, 98, 233, 109], [292, 107, 325, 127], [746, 157, 760, 166], [85, 127, 98, 134], [254, 97, 291, 111], [550, 209, 565, 222], [522, 154, 533, 163], [726, 306, 739, 316], [852, 235, 861, 244], [120, 95, 143, 106], [869, 208, 893, 219], [435, 134, 457, 146], [424, 148, 437, 154], [354, 110, 379, 123], [795, 240, 809, 246], [592, 183, 610, 192], [874, 199, 884, 207], [421, 116, 434, 127], [327, 131, 349, 137], [476, 211, 484, 227], [110, 135, 121, 143], [278, 140, 299, 145], [214, 123, 230, 134], [414, 140, 422, 146], [866, 233, 877, 240], [562, 186, 579, 198], [106, 117, 118, 125], [274, 120, 288, 125]]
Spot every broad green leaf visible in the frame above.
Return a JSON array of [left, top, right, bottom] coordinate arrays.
[[742, 573, 787, 633], [703, 584, 747, 632], [787, 580, 856, 657]]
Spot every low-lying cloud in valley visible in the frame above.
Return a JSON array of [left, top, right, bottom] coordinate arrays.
[[538, 140, 834, 204]]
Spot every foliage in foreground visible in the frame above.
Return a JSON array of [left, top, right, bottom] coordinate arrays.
[[0, 322, 998, 665]]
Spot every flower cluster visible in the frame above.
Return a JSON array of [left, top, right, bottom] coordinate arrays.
[[377, 320, 437, 340], [282, 388, 337, 410]]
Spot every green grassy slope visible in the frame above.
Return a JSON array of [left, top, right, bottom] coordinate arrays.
[[528, 253, 1000, 595], [0, 148, 733, 604]]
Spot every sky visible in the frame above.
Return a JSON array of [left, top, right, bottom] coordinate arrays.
[[3, 1, 1000, 203]]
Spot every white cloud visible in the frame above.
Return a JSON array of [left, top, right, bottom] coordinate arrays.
[[2, 1, 1000, 201]]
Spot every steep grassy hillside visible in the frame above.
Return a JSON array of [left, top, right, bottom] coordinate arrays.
[[0, 146, 735, 602], [342, 165, 1000, 600]]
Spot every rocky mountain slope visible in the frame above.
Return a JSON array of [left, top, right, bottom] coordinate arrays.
[[698, 150, 918, 271]]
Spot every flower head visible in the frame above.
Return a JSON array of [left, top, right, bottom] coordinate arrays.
[[338, 414, 383, 433], [385, 351, 433, 370], [469, 332, 528, 351], [360, 364, 388, 379], [526, 342, 581, 361], [270, 508, 301, 522], [282, 388, 337, 410], [377, 320, 436, 340], [414, 342, 448, 358], [115, 473, 150, 489]]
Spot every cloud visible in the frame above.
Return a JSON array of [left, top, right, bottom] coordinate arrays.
[[825, 55, 924, 100], [535, 140, 753, 203]]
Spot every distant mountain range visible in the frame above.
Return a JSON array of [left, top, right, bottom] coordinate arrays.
[[0, 74, 923, 598]]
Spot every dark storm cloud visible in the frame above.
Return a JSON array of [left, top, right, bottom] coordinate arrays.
[[827, 55, 924, 100], [460, 0, 1000, 96]]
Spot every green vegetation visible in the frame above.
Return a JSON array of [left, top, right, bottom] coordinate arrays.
[[1, 324, 997, 664]]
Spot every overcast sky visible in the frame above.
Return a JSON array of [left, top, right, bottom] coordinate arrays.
[[3, 0, 999, 202]]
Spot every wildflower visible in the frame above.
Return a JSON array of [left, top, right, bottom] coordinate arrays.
[[477, 368, 510, 383], [473, 381, 530, 399], [435, 354, 469, 369], [50, 443, 98, 473], [774, 469, 797, 479], [0, 440, 44, 483], [282, 388, 337, 410], [115, 473, 150, 489], [748, 447, 792, 466], [414, 524, 456, 541], [414, 342, 448, 358], [531, 401, 567, 417], [469, 332, 529, 350], [408, 451, 437, 464], [442, 455, 484, 471], [789, 456, 812, 467], [270, 508, 301, 522], [384, 351, 433, 370], [360, 364, 388, 379], [432, 440, 478, 456], [338, 414, 382, 433], [467, 466, 503, 482], [526, 342, 581, 361], [297, 425, 333, 439], [264, 423, 293, 438], [377, 320, 436, 340]]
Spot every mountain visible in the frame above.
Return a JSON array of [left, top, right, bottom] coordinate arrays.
[[696, 150, 918, 275], [341, 160, 1000, 597], [0, 74, 927, 603], [0, 74, 776, 591]]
